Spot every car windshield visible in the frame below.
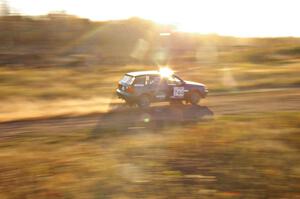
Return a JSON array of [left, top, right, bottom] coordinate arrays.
[[120, 75, 134, 85]]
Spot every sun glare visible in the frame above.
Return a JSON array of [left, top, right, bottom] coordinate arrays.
[[8, 0, 300, 37], [159, 67, 174, 78]]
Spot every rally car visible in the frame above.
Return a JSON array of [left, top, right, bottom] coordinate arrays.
[[116, 69, 208, 108]]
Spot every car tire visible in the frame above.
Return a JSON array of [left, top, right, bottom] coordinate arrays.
[[137, 95, 150, 109], [190, 91, 201, 105]]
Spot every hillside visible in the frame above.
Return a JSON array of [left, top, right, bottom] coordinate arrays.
[[1, 14, 300, 67]]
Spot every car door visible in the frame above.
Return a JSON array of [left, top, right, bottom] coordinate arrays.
[[132, 75, 146, 95], [166, 75, 185, 99], [147, 75, 169, 101]]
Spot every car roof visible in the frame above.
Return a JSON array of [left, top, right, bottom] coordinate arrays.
[[126, 70, 160, 77]]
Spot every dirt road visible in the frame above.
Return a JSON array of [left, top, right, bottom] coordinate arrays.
[[1, 88, 299, 134]]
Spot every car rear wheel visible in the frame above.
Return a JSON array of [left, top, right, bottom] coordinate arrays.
[[137, 95, 150, 109], [190, 92, 201, 105]]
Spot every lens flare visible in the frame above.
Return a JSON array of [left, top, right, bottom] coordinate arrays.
[[159, 67, 174, 77]]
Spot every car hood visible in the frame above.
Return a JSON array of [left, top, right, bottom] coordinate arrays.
[[184, 80, 206, 87]]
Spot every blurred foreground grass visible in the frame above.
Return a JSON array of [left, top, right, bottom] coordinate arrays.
[[0, 112, 300, 198]]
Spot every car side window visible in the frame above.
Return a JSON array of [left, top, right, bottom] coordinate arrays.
[[133, 76, 146, 86], [148, 75, 161, 85]]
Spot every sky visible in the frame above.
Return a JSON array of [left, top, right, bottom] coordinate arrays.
[[6, 0, 300, 37]]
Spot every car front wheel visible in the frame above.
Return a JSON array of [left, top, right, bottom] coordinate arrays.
[[189, 92, 201, 105]]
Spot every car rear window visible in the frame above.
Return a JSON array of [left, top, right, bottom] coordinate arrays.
[[120, 75, 134, 84]]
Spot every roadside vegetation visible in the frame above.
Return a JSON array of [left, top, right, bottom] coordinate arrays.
[[0, 112, 300, 198]]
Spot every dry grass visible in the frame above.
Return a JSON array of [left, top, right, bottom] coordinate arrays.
[[0, 112, 300, 198]]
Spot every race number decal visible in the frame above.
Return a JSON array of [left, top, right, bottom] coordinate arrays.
[[173, 87, 184, 97]]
